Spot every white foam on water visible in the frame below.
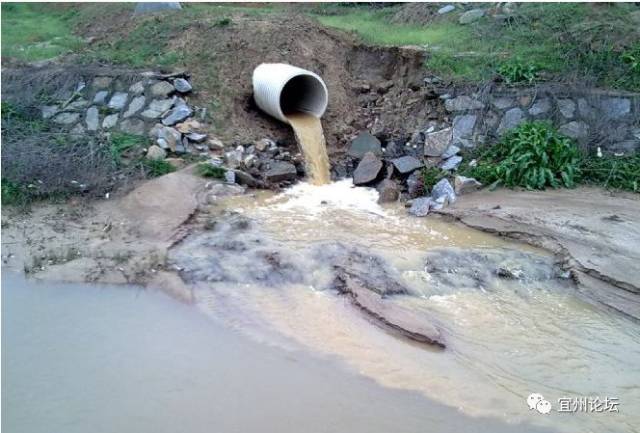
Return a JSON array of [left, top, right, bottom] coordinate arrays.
[[268, 179, 386, 217]]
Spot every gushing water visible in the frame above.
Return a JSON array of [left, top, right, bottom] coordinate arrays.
[[287, 113, 331, 185], [170, 180, 640, 433]]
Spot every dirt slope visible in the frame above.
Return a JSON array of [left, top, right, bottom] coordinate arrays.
[[435, 187, 640, 320]]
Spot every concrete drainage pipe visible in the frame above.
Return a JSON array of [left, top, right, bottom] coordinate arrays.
[[252, 63, 328, 124]]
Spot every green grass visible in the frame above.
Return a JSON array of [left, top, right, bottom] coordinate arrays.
[[142, 159, 176, 177], [316, 3, 640, 90], [1, 3, 84, 61], [108, 132, 149, 163], [579, 154, 640, 192], [196, 163, 226, 179]]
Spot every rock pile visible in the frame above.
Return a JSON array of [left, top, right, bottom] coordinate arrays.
[[336, 123, 482, 216], [40, 71, 212, 158]]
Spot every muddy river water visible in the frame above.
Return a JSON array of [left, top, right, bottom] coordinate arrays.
[[3, 180, 639, 433], [171, 180, 640, 433]]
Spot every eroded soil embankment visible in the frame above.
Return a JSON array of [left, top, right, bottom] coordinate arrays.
[[435, 187, 640, 321]]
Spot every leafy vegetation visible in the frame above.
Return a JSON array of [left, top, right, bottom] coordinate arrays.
[[141, 159, 176, 178], [459, 122, 639, 192], [196, 163, 226, 179], [461, 122, 580, 190], [422, 167, 447, 191], [578, 154, 640, 192], [497, 60, 539, 85], [108, 132, 148, 163]]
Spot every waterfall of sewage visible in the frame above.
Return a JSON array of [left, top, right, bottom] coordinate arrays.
[[286, 113, 331, 185], [168, 116, 640, 433]]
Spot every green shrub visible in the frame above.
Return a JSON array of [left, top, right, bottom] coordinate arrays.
[[422, 167, 447, 191], [196, 162, 226, 179], [141, 159, 176, 178], [463, 121, 580, 190], [497, 60, 540, 85], [109, 132, 149, 162], [579, 154, 640, 192], [1, 179, 27, 206]]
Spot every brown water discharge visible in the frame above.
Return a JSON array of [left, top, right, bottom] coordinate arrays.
[[286, 113, 331, 185]]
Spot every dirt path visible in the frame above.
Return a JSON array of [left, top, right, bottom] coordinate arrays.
[[1, 166, 207, 301], [435, 187, 640, 320]]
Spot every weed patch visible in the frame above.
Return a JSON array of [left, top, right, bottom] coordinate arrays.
[[196, 163, 226, 179]]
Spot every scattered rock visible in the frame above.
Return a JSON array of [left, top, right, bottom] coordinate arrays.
[[67, 99, 89, 110], [452, 114, 476, 146], [440, 155, 462, 171], [376, 179, 400, 203], [438, 4, 455, 14], [497, 107, 525, 135], [176, 119, 203, 134], [173, 78, 192, 93], [224, 170, 236, 184], [224, 148, 244, 169], [431, 178, 456, 204], [85, 106, 99, 130], [107, 92, 128, 110], [454, 175, 482, 194], [353, 152, 383, 185], [141, 98, 175, 119], [123, 95, 146, 118], [146, 145, 166, 161], [440, 144, 460, 159], [424, 127, 452, 156], [208, 138, 225, 151], [156, 126, 181, 151], [558, 99, 576, 119], [559, 121, 589, 139], [41, 105, 58, 119], [409, 197, 432, 217], [186, 132, 207, 143], [162, 105, 192, 126], [92, 76, 112, 89], [102, 113, 119, 129], [70, 123, 85, 135], [406, 170, 425, 198], [528, 99, 551, 116], [150, 81, 175, 98], [459, 9, 485, 24], [51, 112, 79, 125], [492, 97, 515, 110], [233, 170, 260, 188], [391, 155, 424, 174], [264, 161, 297, 183], [600, 98, 631, 120], [255, 138, 275, 152], [349, 132, 382, 158], [129, 81, 145, 95], [119, 118, 146, 135], [93, 90, 109, 105], [445, 95, 484, 112]]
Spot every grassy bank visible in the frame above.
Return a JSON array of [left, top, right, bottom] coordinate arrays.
[[316, 3, 640, 90]]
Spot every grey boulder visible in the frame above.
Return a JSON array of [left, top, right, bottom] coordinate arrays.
[[349, 132, 382, 158], [431, 178, 456, 204], [162, 105, 192, 126], [353, 152, 383, 185], [391, 155, 424, 174]]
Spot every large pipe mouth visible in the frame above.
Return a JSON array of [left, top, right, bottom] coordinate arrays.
[[252, 63, 329, 123], [280, 74, 328, 117]]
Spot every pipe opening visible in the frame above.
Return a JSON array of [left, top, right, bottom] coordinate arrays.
[[280, 75, 327, 117]]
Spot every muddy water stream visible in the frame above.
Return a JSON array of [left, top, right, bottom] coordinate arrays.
[[2, 273, 550, 433], [171, 180, 640, 433], [286, 113, 331, 185]]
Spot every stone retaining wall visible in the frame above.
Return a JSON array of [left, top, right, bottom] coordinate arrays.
[[441, 84, 640, 154], [40, 71, 204, 137]]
